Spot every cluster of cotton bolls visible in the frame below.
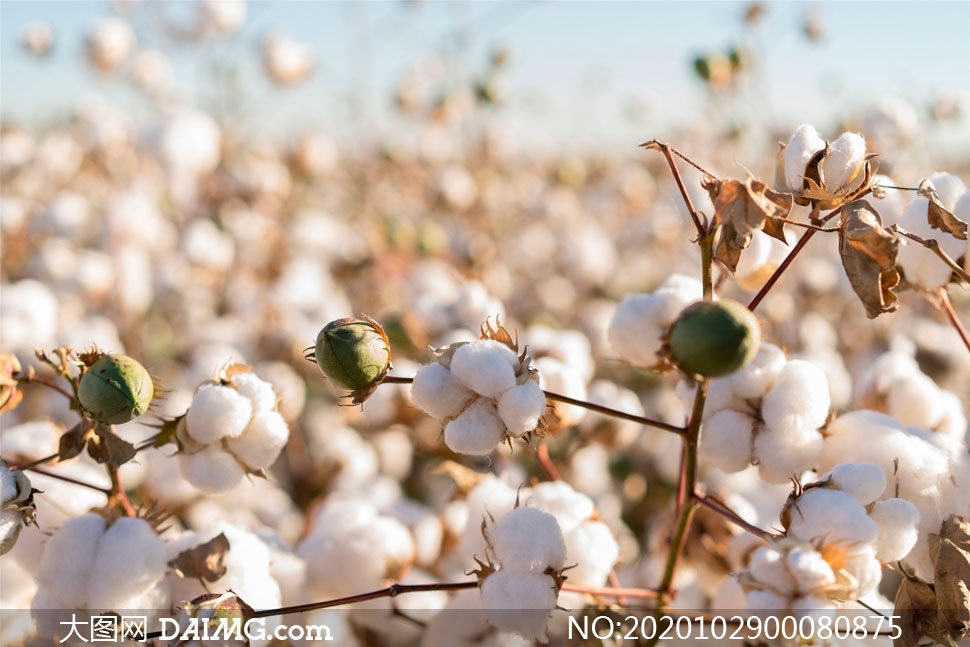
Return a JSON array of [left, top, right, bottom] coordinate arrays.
[[683, 343, 831, 484], [608, 273, 703, 369], [410, 338, 546, 455], [31, 514, 169, 640], [177, 369, 290, 492], [856, 347, 967, 437]]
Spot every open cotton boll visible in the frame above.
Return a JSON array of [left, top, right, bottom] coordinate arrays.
[[179, 444, 246, 492], [535, 356, 587, 426], [608, 279, 700, 368], [820, 132, 866, 192], [727, 342, 787, 400], [185, 383, 253, 444], [225, 410, 289, 470], [699, 408, 755, 473], [936, 390, 967, 439], [444, 398, 506, 455], [868, 498, 920, 563], [871, 175, 908, 226], [525, 481, 595, 533], [787, 489, 879, 546], [480, 571, 558, 642], [785, 125, 826, 192], [450, 340, 519, 398], [458, 476, 518, 559], [232, 372, 277, 415], [85, 517, 168, 611], [35, 513, 105, 607], [887, 373, 945, 430], [753, 426, 822, 485], [927, 171, 968, 210], [785, 547, 836, 593], [829, 463, 887, 505], [411, 362, 475, 419], [748, 545, 797, 595], [491, 507, 566, 573], [564, 521, 619, 586], [761, 360, 830, 436], [897, 195, 967, 288], [842, 545, 882, 598], [497, 381, 546, 436]]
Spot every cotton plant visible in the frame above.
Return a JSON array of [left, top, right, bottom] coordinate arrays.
[[895, 174, 968, 288], [410, 324, 547, 455]]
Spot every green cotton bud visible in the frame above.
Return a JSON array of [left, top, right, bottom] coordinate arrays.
[[78, 354, 154, 424], [669, 300, 760, 378], [310, 317, 391, 397]]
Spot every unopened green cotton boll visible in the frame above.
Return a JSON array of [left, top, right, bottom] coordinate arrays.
[[313, 318, 391, 391], [78, 354, 154, 424], [670, 300, 760, 377]]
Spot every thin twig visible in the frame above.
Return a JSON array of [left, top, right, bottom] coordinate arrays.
[[938, 288, 970, 356], [14, 373, 74, 400], [535, 441, 561, 481], [562, 583, 660, 599], [693, 493, 777, 541], [894, 227, 970, 284], [14, 464, 111, 494], [11, 452, 60, 470], [383, 375, 686, 435], [640, 140, 706, 236], [109, 466, 137, 517], [748, 205, 822, 311]]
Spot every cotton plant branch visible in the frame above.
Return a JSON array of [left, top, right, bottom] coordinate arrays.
[[4, 462, 111, 495], [937, 288, 970, 356], [692, 493, 779, 541], [893, 226, 970, 284], [640, 140, 710, 237]]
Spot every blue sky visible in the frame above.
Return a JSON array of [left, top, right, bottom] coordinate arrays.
[[2, 1, 969, 151]]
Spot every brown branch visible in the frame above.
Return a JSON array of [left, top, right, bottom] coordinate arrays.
[[640, 140, 706, 236], [12, 464, 111, 494], [894, 227, 970, 284], [938, 288, 970, 356], [693, 493, 778, 541], [109, 466, 137, 517], [14, 373, 74, 400]]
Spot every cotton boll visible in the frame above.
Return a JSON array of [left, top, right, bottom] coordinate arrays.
[[754, 425, 823, 484], [225, 410, 289, 470], [887, 373, 945, 430], [497, 381, 546, 436], [85, 17, 134, 74], [762, 360, 830, 435], [897, 196, 966, 288], [871, 175, 908, 226], [699, 408, 755, 473], [444, 398, 506, 455], [842, 545, 882, 598], [787, 489, 879, 546], [564, 521, 619, 586], [748, 546, 797, 595], [458, 477, 518, 559], [450, 340, 519, 398], [829, 463, 887, 505], [85, 517, 168, 611], [35, 513, 105, 607], [491, 507, 566, 574], [198, 0, 247, 35], [608, 285, 698, 368], [785, 125, 826, 192], [130, 48, 175, 97], [820, 132, 866, 192], [525, 481, 595, 533], [262, 32, 313, 84], [926, 171, 968, 210], [745, 589, 790, 611], [185, 383, 253, 444], [936, 390, 967, 439], [232, 372, 277, 414], [480, 571, 558, 642], [179, 445, 246, 492], [785, 547, 836, 593], [535, 357, 587, 426], [411, 362, 476, 419], [729, 343, 788, 401], [0, 279, 59, 353], [868, 498, 920, 562]]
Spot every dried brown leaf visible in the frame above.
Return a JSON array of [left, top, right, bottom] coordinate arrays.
[[58, 422, 89, 461], [705, 176, 792, 272], [168, 532, 231, 583], [839, 200, 900, 318], [930, 515, 970, 634], [894, 575, 940, 647], [0, 353, 23, 415], [918, 179, 969, 241], [86, 425, 137, 466], [431, 460, 487, 494]]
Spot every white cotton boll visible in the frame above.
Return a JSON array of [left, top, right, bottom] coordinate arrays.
[[458, 477, 518, 559], [785, 124, 827, 192], [887, 373, 944, 430], [185, 383, 253, 444], [897, 196, 966, 288], [786, 547, 836, 593], [182, 218, 235, 271], [787, 489, 879, 546], [927, 171, 968, 210], [754, 425, 823, 484], [525, 481, 595, 533], [198, 0, 247, 35], [564, 521, 619, 586], [729, 343, 788, 401], [820, 132, 866, 191], [410, 362, 476, 419], [660, 273, 704, 300], [480, 571, 558, 642], [748, 546, 797, 595], [712, 577, 746, 610], [869, 499, 920, 563], [608, 278, 700, 368], [85, 17, 134, 74], [535, 357, 587, 426], [450, 340, 519, 398], [492, 507, 566, 574], [262, 32, 313, 84], [699, 408, 755, 473], [444, 398, 506, 455], [130, 48, 174, 97], [497, 381, 546, 436], [762, 360, 830, 435], [232, 372, 277, 414], [936, 390, 967, 439], [871, 175, 908, 226], [451, 281, 505, 331], [0, 279, 59, 353], [745, 589, 790, 611], [178, 445, 245, 492], [225, 411, 289, 470], [85, 518, 168, 611], [35, 513, 105, 607], [843, 545, 882, 598], [829, 463, 887, 505]]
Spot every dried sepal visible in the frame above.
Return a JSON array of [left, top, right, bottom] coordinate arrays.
[[58, 420, 92, 461], [86, 422, 138, 466], [704, 175, 793, 272], [168, 532, 231, 583], [0, 352, 23, 415], [918, 178, 969, 241], [838, 199, 901, 318]]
